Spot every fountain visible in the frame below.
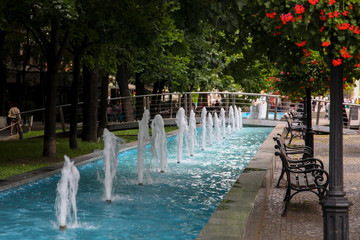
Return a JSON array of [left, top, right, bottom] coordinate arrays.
[[207, 112, 213, 146], [234, 106, 240, 130], [102, 128, 122, 202], [213, 112, 221, 141], [0, 126, 274, 239], [220, 108, 226, 139], [188, 110, 197, 156], [238, 107, 243, 128], [229, 106, 235, 132], [138, 109, 151, 185], [175, 107, 188, 163], [201, 107, 207, 149], [55, 155, 80, 229], [150, 114, 168, 172]]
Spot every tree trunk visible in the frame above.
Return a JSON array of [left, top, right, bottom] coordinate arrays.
[[135, 72, 144, 119], [20, 31, 31, 106], [82, 64, 99, 142], [98, 74, 109, 138], [42, 18, 72, 157], [42, 61, 58, 157], [116, 62, 135, 122], [0, 30, 7, 116], [150, 81, 160, 117], [69, 49, 82, 149]]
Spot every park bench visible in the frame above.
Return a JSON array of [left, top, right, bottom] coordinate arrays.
[[274, 134, 314, 187], [284, 113, 306, 144], [274, 137, 329, 216]]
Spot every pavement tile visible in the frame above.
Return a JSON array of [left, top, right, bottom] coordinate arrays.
[[258, 134, 360, 239]]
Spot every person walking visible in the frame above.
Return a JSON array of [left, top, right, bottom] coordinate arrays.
[[8, 102, 21, 136]]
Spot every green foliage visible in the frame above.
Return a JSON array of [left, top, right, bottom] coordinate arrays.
[[259, 0, 360, 84], [266, 49, 332, 100]]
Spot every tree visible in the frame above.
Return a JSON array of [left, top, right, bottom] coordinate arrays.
[[19, 0, 77, 157], [258, 1, 360, 238]]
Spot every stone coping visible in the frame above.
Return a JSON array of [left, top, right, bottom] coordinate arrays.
[[197, 123, 284, 240]]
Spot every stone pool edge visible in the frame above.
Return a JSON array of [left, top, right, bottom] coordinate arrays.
[[196, 123, 284, 240]]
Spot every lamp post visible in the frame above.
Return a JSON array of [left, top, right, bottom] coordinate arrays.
[[305, 88, 314, 152], [321, 63, 352, 239]]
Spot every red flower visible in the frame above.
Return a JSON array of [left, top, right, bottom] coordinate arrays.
[[295, 40, 307, 47], [329, 0, 336, 5], [320, 15, 327, 21], [332, 58, 342, 66], [342, 10, 349, 16], [354, 27, 360, 34], [337, 23, 350, 30], [280, 13, 294, 24], [328, 12, 334, 18], [322, 41, 330, 47], [266, 12, 277, 19], [294, 4, 305, 14], [310, 78, 314, 82], [308, 0, 319, 5], [355, 63, 360, 68], [340, 47, 352, 59], [303, 49, 312, 58], [320, 26, 325, 32], [334, 11, 339, 18], [350, 4, 353, 9]]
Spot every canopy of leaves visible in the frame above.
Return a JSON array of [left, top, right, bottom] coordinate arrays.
[[259, 0, 360, 83]]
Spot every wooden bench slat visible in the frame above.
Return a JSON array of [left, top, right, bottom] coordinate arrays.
[[306, 172, 316, 187]]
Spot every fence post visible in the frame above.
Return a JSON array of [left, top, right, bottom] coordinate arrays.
[[347, 105, 352, 129], [58, 107, 66, 132], [143, 96, 146, 111], [232, 93, 235, 108], [316, 101, 322, 125], [170, 95, 173, 119], [159, 94, 163, 115], [147, 96, 150, 111], [274, 98, 278, 120], [189, 93, 193, 114], [266, 96, 269, 120], [226, 94, 229, 114], [184, 93, 188, 116]]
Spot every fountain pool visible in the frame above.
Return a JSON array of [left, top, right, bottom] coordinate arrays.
[[242, 112, 284, 120], [0, 127, 273, 240]]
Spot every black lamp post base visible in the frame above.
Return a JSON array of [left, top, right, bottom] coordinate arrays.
[[321, 195, 352, 240]]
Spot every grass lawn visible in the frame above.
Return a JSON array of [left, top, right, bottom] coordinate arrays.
[[0, 126, 178, 179]]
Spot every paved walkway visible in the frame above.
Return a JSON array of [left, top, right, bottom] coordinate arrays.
[[258, 134, 360, 239]]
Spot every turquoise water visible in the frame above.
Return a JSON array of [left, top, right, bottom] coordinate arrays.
[[0, 127, 273, 240], [242, 112, 284, 120]]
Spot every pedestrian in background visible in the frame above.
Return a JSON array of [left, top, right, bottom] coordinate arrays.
[[8, 102, 21, 136]]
